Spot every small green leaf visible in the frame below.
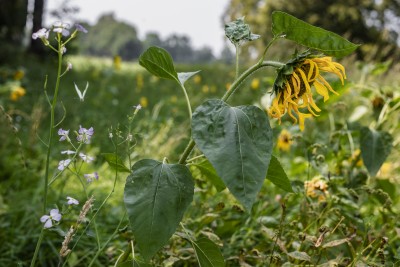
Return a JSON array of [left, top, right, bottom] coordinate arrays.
[[192, 99, 273, 211], [191, 160, 226, 192], [192, 238, 225, 267], [178, 71, 201, 85], [102, 153, 130, 173], [287, 251, 311, 262], [272, 11, 359, 58], [124, 159, 194, 261], [139, 46, 178, 81], [360, 127, 393, 176], [266, 155, 293, 192]]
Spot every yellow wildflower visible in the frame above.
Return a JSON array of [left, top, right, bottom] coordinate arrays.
[[140, 96, 148, 108], [10, 86, 26, 101], [136, 73, 144, 90], [277, 129, 292, 151], [193, 74, 202, 84], [351, 149, 363, 167], [113, 55, 122, 70], [202, 85, 209, 94], [269, 52, 346, 131], [13, 70, 25, 80], [304, 176, 329, 202], [251, 78, 260, 90], [377, 162, 393, 178]]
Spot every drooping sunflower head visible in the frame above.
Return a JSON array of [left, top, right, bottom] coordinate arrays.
[[269, 51, 346, 131]]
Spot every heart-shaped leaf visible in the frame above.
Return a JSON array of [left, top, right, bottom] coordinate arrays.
[[272, 11, 359, 58], [360, 127, 393, 176], [192, 238, 225, 267], [124, 159, 194, 261], [266, 155, 293, 192], [192, 99, 273, 211], [139, 46, 178, 81]]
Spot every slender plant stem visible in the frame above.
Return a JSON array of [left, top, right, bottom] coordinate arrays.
[[178, 82, 192, 119], [61, 142, 121, 267], [32, 35, 64, 267], [235, 44, 240, 79], [43, 38, 63, 212], [30, 227, 45, 267], [178, 60, 284, 165], [88, 212, 127, 266], [269, 202, 286, 265]]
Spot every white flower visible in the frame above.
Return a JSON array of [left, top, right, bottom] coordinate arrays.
[[40, 209, 62, 228], [67, 62, 73, 71], [58, 159, 72, 171], [61, 150, 76, 155], [67, 196, 79, 205], [53, 21, 70, 36], [32, 28, 49, 40], [79, 153, 94, 163], [84, 172, 99, 183]]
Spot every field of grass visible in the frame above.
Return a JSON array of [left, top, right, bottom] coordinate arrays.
[[1, 52, 399, 266]]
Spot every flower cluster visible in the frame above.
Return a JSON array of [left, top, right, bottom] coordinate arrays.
[[57, 126, 98, 183], [269, 51, 346, 131], [31, 22, 88, 52]]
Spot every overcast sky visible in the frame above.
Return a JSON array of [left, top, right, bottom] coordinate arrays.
[[45, 0, 232, 55]]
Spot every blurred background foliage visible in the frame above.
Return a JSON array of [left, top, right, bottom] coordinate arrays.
[[2, 0, 400, 64]]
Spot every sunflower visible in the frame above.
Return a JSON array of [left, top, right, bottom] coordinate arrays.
[[269, 51, 346, 131], [277, 129, 292, 151]]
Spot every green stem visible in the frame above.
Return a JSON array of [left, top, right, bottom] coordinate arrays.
[[88, 212, 127, 267], [178, 60, 283, 165], [257, 35, 280, 65], [30, 227, 45, 267], [43, 39, 63, 212], [178, 82, 192, 119], [62, 144, 121, 267], [32, 36, 63, 267], [235, 44, 240, 79]]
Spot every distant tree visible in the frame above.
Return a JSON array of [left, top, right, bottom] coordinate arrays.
[[224, 0, 400, 61], [193, 47, 215, 63], [219, 45, 235, 64], [79, 13, 143, 60], [0, 0, 28, 62], [143, 32, 163, 49], [163, 34, 194, 62], [30, 0, 45, 56]]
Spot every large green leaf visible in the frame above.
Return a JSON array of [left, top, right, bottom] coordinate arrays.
[[360, 127, 393, 176], [102, 153, 130, 173], [191, 160, 226, 192], [192, 238, 225, 267], [124, 159, 194, 261], [266, 155, 293, 192], [139, 46, 178, 81], [272, 11, 359, 58], [192, 99, 273, 211]]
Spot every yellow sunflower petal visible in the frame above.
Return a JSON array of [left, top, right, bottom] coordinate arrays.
[[314, 80, 330, 101]]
